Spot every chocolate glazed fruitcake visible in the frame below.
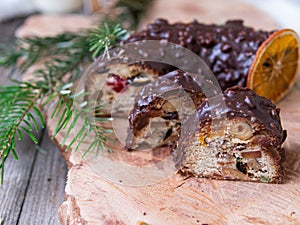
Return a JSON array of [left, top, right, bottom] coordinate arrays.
[[179, 86, 286, 183], [123, 19, 273, 90], [87, 19, 297, 117], [85, 63, 159, 116], [126, 70, 217, 150], [88, 19, 274, 116]]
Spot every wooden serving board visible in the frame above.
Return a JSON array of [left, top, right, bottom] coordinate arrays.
[[17, 1, 300, 224], [54, 79, 300, 225]]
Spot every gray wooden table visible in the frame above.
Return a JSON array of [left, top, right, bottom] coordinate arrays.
[[0, 17, 67, 225]]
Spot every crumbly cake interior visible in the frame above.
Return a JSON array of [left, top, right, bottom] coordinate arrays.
[[180, 118, 282, 183], [126, 70, 207, 150], [128, 116, 180, 150], [127, 97, 184, 150], [85, 63, 158, 116]]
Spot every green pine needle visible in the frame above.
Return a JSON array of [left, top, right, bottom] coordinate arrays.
[[0, 83, 42, 184], [89, 23, 127, 58], [0, 0, 151, 184], [0, 21, 128, 184]]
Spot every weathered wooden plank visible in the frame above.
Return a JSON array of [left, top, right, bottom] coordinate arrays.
[[0, 126, 41, 225], [0, 17, 34, 224], [0, 18, 67, 224], [0, 17, 26, 42], [17, 131, 67, 225], [0, 61, 41, 224]]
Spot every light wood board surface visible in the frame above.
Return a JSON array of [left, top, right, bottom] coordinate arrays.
[[53, 78, 300, 225]]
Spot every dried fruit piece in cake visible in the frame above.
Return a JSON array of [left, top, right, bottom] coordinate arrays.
[[179, 86, 286, 183], [85, 63, 159, 117], [126, 70, 216, 150]]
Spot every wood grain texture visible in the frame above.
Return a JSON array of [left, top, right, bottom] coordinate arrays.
[[0, 128, 67, 225], [0, 68, 67, 225], [51, 78, 300, 225], [17, 131, 67, 225], [0, 128, 40, 225], [0, 64, 42, 225], [15, 14, 96, 38], [0, 20, 67, 225], [15, 1, 300, 224]]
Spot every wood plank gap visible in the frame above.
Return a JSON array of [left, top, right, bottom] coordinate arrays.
[[15, 128, 46, 225], [17, 130, 67, 225]]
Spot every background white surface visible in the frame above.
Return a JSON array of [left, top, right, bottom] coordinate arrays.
[[242, 0, 300, 34]]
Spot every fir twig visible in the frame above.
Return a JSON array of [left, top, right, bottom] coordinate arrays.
[[0, 0, 150, 184], [0, 22, 127, 184], [0, 83, 43, 184], [89, 23, 127, 58]]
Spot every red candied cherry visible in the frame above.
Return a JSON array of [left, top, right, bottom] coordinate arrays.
[[106, 73, 129, 93]]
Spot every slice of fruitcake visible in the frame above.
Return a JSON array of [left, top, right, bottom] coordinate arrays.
[[126, 70, 218, 150], [179, 86, 286, 183], [85, 63, 159, 117]]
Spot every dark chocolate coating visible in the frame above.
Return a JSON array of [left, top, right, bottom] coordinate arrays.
[[187, 86, 286, 146], [128, 70, 208, 134], [123, 19, 274, 90], [135, 70, 204, 108], [178, 86, 286, 182]]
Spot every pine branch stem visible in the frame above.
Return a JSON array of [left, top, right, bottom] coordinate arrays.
[[0, 89, 41, 184], [0, 0, 145, 183]]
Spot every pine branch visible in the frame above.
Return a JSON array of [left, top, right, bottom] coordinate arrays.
[[0, 21, 128, 184], [89, 23, 127, 58], [49, 83, 112, 155], [0, 83, 44, 184], [0, 0, 149, 184]]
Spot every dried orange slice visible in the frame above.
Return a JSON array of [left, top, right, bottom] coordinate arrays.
[[247, 29, 299, 103]]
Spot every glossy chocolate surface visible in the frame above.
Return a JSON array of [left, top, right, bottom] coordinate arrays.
[[192, 86, 286, 146], [128, 70, 207, 133], [124, 19, 274, 90]]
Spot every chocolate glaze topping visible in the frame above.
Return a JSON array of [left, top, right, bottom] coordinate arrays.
[[128, 70, 208, 133], [190, 86, 286, 146], [124, 19, 274, 90], [135, 70, 204, 108]]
